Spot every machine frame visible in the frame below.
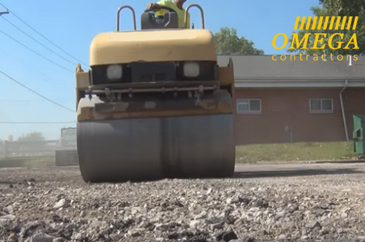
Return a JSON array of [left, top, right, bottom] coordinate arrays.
[[74, 3, 236, 183]]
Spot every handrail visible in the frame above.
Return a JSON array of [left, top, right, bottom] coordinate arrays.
[[116, 5, 137, 31], [184, 4, 205, 29]]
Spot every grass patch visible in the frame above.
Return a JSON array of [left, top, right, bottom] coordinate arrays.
[[236, 141, 357, 163], [0, 156, 55, 168]]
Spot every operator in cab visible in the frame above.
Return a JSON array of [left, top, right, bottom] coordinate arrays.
[[146, 0, 191, 28]]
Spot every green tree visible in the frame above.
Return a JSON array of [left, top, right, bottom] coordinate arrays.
[[214, 27, 264, 55], [320, 0, 365, 16], [287, 1, 365, 55], [13, 131, 46, 155]]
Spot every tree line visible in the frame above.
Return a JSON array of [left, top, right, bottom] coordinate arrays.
[[17, 131, 45, 142]]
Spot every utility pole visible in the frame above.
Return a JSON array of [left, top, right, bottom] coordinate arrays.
[[0, 9, 9, 16], [0, 8, 9, 145]]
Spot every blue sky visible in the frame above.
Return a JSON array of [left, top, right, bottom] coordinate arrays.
[[0, 0, 319, 140]]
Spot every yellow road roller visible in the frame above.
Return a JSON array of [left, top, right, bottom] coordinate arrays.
[[75, 3, 236, 182]]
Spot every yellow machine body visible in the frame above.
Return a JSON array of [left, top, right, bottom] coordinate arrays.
[[75, 4, 235, 183], [90, 29, 217, 65]]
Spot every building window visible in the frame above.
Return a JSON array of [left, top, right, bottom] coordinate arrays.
[[309, 98, 334, 113], [236, 99, 262, 114]]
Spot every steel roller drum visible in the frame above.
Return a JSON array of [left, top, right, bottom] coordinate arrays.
[[76, 93, 235, 183]]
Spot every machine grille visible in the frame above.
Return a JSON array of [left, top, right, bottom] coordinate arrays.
[[91, 61, 217, 85], [140, 73, 167, 82]]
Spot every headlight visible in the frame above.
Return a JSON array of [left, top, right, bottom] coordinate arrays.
[[107, 65, 122, 79], [183, 62, 200, 77]]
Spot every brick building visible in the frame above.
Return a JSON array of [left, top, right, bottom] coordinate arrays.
[[217, 55, 365, 145]]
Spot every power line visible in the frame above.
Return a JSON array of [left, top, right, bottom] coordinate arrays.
[[0, 121, 76, 124], [1, 16, 77, 66], [0, 29, 73, 73], [0, 99, 50, 102], [0, 47, 51, 79], [0, 2, 88, 67], [0, 69, 75, 113]]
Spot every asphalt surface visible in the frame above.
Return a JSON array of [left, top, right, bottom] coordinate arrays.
[[1, 162, 365, 241]]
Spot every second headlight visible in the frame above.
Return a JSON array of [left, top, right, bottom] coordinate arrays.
[[107, 65, 123, 79], [183, 62, 200, 77]]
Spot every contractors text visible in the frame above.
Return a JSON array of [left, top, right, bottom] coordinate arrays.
[[272, 53, 358, 62]]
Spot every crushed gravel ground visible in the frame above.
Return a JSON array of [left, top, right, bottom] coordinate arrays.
[[1, 163, 365, 242]]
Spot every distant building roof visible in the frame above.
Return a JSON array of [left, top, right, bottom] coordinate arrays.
[[217, 55, 365, 88], [217, 55, 365, 80]]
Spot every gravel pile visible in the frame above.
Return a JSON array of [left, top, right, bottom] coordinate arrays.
[[1, 165, 365, 242]]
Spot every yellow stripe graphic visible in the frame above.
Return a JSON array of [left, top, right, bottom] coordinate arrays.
[[353, 16, 358, 30], [340, 16, 347, 30], [323, 16, 329, 30], [334, 16, 341, 30], [317, 16, 323, 30], [294, 16, 300, 30], [311, 16, 318, 30], [347, 16, 353, 30], [299, 16, 306, 30], [329, 16, 335, 30], [306, 16, 312, 30], [294, 16, 358, 30]]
